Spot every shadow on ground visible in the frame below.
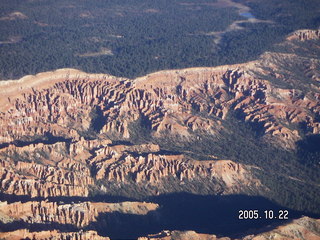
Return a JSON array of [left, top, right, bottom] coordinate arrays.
[[90, 193, 307, 240]]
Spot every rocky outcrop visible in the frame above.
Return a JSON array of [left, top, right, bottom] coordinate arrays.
[[0, 152, 92, 198], [93, 149, 260, 192], [138, 230, 219, 240], [0, 163, 90, 198], [0, 229, 109, 240], [0, 69, 131, 143], [1, 52, 320, 149], [288, 29, 320, 41], [0, 138, 259, 197], [138, 217, 320, 240], [0, 136, 116, 198], [246, 216, 320, 240], [0, 200, 158, 227]]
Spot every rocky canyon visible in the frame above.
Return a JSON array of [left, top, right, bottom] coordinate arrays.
[[0, 29, 319, 239]]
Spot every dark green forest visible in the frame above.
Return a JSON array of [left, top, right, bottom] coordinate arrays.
[[0, 0, 319, 79]]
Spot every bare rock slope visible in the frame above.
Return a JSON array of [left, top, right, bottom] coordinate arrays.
[[138, 216, 320, 240]]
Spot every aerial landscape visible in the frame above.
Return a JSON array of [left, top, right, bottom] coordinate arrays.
[[0, 0, 320, 239]]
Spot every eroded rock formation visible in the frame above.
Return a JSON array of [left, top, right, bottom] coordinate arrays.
[[0, 28, 319, 239], [288, 29, 320, 41], [93, 150, 259, 192], [0, 229, 109, 240], [1, 45, 319, 149], [0, 200, 158, 227], [138, 217, 320, 240], [0, 139, 259, 197]]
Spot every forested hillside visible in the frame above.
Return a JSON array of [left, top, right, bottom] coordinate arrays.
[[0, 0, 319, 79]]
